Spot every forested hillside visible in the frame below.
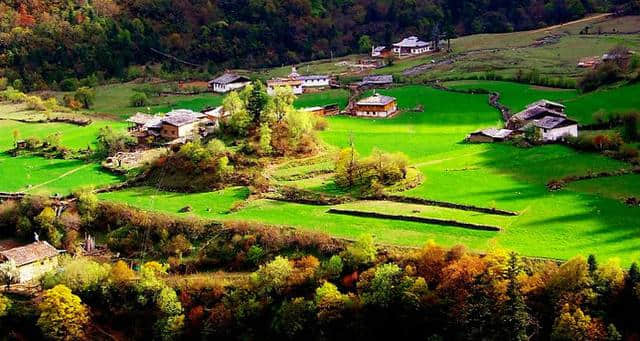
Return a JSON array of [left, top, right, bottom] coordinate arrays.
[[1, 0, 639, 89]]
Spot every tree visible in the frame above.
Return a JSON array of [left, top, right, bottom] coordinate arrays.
[[0, 260, 19, 289], [501, 252, 530, 341], [251, 256, 293, 293], [37, 285, 90, 341], [225, 92, 251, 135], [272, 86, 296, 122], [0, 293, 11, 318], [110, 260, 135, 284], [12, 129, 20, 147], [272, 297, 315, 339], [551, 304, 606, 341], [344, 234, 377, 266], [246, 81, 269, 123], [360, 263, 409, 308], [74, 87, 95, 109], [130, 92, 150, 107], [259, 123, 273, 155], [358, 35, 373, 53]]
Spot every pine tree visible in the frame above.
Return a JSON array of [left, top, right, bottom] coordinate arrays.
[[501, 252, 530, 341]]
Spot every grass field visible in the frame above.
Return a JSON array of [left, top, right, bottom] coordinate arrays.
[[447, 80, 640, 124], [0, 154, 122, 195], [95, 84, 640, 264], [98, 186, 250, 217], [0, 109, 128, 195]]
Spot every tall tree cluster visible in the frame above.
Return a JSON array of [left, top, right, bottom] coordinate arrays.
[[0, 0, 637, 89]]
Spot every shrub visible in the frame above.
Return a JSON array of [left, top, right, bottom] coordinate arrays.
[[12, 79, 23, 91], [25, 95, 46, 111], [0, 77, 7, 90], [74, 87, 95, 109], [130, 92, 150, 107], [37, 285, 90, 341], [60, 78, 79, 91], [578, 63, 621, 93]]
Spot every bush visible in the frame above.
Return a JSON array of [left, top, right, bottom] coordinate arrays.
[[130, 92, 150, 107], [74, 87, 95, 109], [578, 63, 621, 93], [0, 77, 7, 90], [60, 78, 79, 91], [12, 79, 23, 91]]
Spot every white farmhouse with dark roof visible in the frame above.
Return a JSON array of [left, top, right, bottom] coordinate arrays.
[[392, 36, 432, 56], [530, 116, 578, 142], [209, 73, 251, 93]]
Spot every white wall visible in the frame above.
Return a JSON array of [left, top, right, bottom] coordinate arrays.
[[541, 125, 578, 141], [355, 105, 397, 118], [212, 82, 250, 93], [302, 78, 330, 87]]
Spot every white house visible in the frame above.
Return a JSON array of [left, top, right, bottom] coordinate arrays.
[[392, 36, 432, 56], [0, 241, 63, 283], [299, 75, 330, 88], [532, 116, 578, 142], [267, 79, 303, 95], [208, 73, 251, 93]]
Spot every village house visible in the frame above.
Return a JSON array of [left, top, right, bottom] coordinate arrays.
[[267, 78, 304, 95], [301, 103, 340, 116], [361, 75, 394, 86], [160, 109, 207, 140], [466, 128, 514, 143], [371, 46, 392, 58], [267, 67, 330, 95], [507, 99, 567, 129], [208, 73, 251, 93], [127, 109, 212, 144], [354, 93, 398, 118], [0, 241, 63, 283], [392, 36, 433, 56], [527, 116, 578, 142]]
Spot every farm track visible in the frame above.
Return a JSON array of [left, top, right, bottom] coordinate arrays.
[[23, 163, 92, 192]]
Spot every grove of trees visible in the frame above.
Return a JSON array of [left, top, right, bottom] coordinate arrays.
[[2, 0, 639, 89]]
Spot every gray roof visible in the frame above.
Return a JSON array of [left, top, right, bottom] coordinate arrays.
[[144, 117, 163, 129], [210, 73, 250, 85], [527, 99, 565, 109], [299, 75, 329, 81], [362, 75, 393, 84], [393, 36, 430, 48], [533, 116, 577, 129], [203, 106, 228, 119], [512, 105, 566, 121], [357, 94, 396, 106], [162, 110, 202, 127], [473, 128, 514, 139], [127, 113, 154, 125], [373, 46, 387, 52]]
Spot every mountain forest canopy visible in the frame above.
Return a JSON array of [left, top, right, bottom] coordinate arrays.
[[1, 0, 639, 89]]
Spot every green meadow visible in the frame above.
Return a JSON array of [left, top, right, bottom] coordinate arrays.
[[447, 80, 640, 124], [2, 81, 639, 264], [0, 118, 127, 195], [95, 84, 640, 264]]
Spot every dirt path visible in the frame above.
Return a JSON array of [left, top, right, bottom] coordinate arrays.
[[24, 163, 91, 192], [413, 150, 488, 168], [528, 13, 612, 34]]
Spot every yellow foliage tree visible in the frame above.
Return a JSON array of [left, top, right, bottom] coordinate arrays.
[[37, 285, 90, 341]]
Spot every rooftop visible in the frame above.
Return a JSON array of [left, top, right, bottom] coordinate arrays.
[[210, 73, 250, 85], [393, 36, 430, 48], [0, 241, 61, 267], [533, 116, 577, 129], [473, 128, 514, 139], [512, 105, 566, 121], [299, 75, 330, 80], [357, 94, 396, 106], [162, 110, 202, 127], [526, 99, 566, 109], [203, 106, 228, 119], [362, 75, 393, 84], [126, 113, 154, 125]]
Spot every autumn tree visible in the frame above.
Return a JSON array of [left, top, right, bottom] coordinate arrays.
[[37, 285, 90, 341]]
